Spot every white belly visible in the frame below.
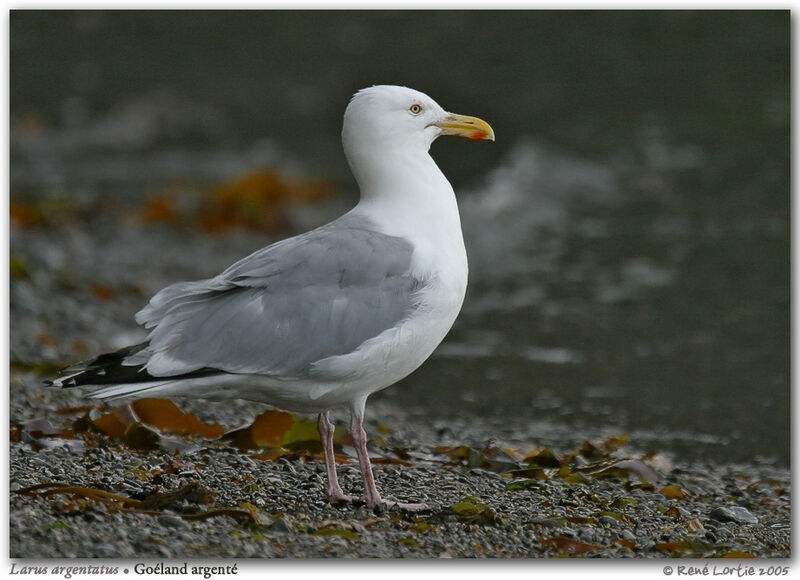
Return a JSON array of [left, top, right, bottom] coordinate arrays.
[[306, 273, 467, 404]]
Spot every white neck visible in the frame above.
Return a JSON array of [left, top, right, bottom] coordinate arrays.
[[350, 147, 457, 229], [347, 146, 468, 284]]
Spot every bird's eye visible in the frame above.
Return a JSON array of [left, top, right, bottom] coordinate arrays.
[[409, 103, 423, 115]]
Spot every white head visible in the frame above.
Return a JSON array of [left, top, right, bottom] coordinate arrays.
[[342, 85, 494, 161]]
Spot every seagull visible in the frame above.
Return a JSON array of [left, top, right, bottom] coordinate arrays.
[[48, 85, 494, 510]]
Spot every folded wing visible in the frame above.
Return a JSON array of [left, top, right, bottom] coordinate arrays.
[[59, 214, 424, 386]]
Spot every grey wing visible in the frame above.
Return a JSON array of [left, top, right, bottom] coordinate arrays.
[[129, 215, 424, 379]]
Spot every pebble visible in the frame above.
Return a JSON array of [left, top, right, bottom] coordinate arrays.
[[709, 506, 759, 525]]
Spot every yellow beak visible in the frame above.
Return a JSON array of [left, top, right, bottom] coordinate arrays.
[[434, 113, 495, 141]]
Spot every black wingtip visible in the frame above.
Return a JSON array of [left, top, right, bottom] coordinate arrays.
[[44, 341, 224, 391], [44, 377, 77, 388]]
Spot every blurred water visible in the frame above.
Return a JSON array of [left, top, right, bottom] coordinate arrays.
[[10, 11, 789, 464]]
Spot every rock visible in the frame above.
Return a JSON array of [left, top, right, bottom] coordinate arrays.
[[708, 506, 758, 525]]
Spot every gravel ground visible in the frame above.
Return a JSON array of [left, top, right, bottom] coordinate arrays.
[[10, 214, 791, 560], [9, 371, 791, 559]]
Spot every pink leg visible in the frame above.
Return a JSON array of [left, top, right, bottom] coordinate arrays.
[[349, 411, 429, 511], [316, 412, 357, 505]]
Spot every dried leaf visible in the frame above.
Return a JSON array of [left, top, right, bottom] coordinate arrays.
[[10, 199, 45, 227], [433, 444, 473, 460], [17, 482, 254, 524], [90, 283, 116, 300], [249, 409, 295, 448], [660, 484, 690, 500], [91, 412, 127, 439], [481, 438, 523, 471], [523, 446, 561, 467], [451, 496, 491, 517], [655, 540, 691, 553], [398, 536, 420, 547], [10, 253, 31, 279], [541, 535, 603, 554], [223, 409, 329, 457], [601, 433, 629, 452], [139, 481, 217, 510], [507, 467, 549, 480], [281, 414, 321, 446], [449, 496, 499, 524], [312, 526, 360, 541], [130, 398, 225, 438], [580, 458, 660, 483], [15, 482, 141, 507], [655, 539, 712, 555], [610, 496, 638, 509], [10, 359, 65, 376], [434, 440, 524, 472], [10, 197, 73, 228], [557, 466, 592, 485], [250, 450, 285, 461], [199, 170, 329, 233], [71, 339, 91, 354], [370, 456, 412, 466], [224, 409, 296, 450], [565, 515, 596, 525], [578, 440, 605, 460], [122, 422, 163, 450], [139, 193, 178, 224], [507, 478, 546, 491], [90, 399, 223, 447]]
